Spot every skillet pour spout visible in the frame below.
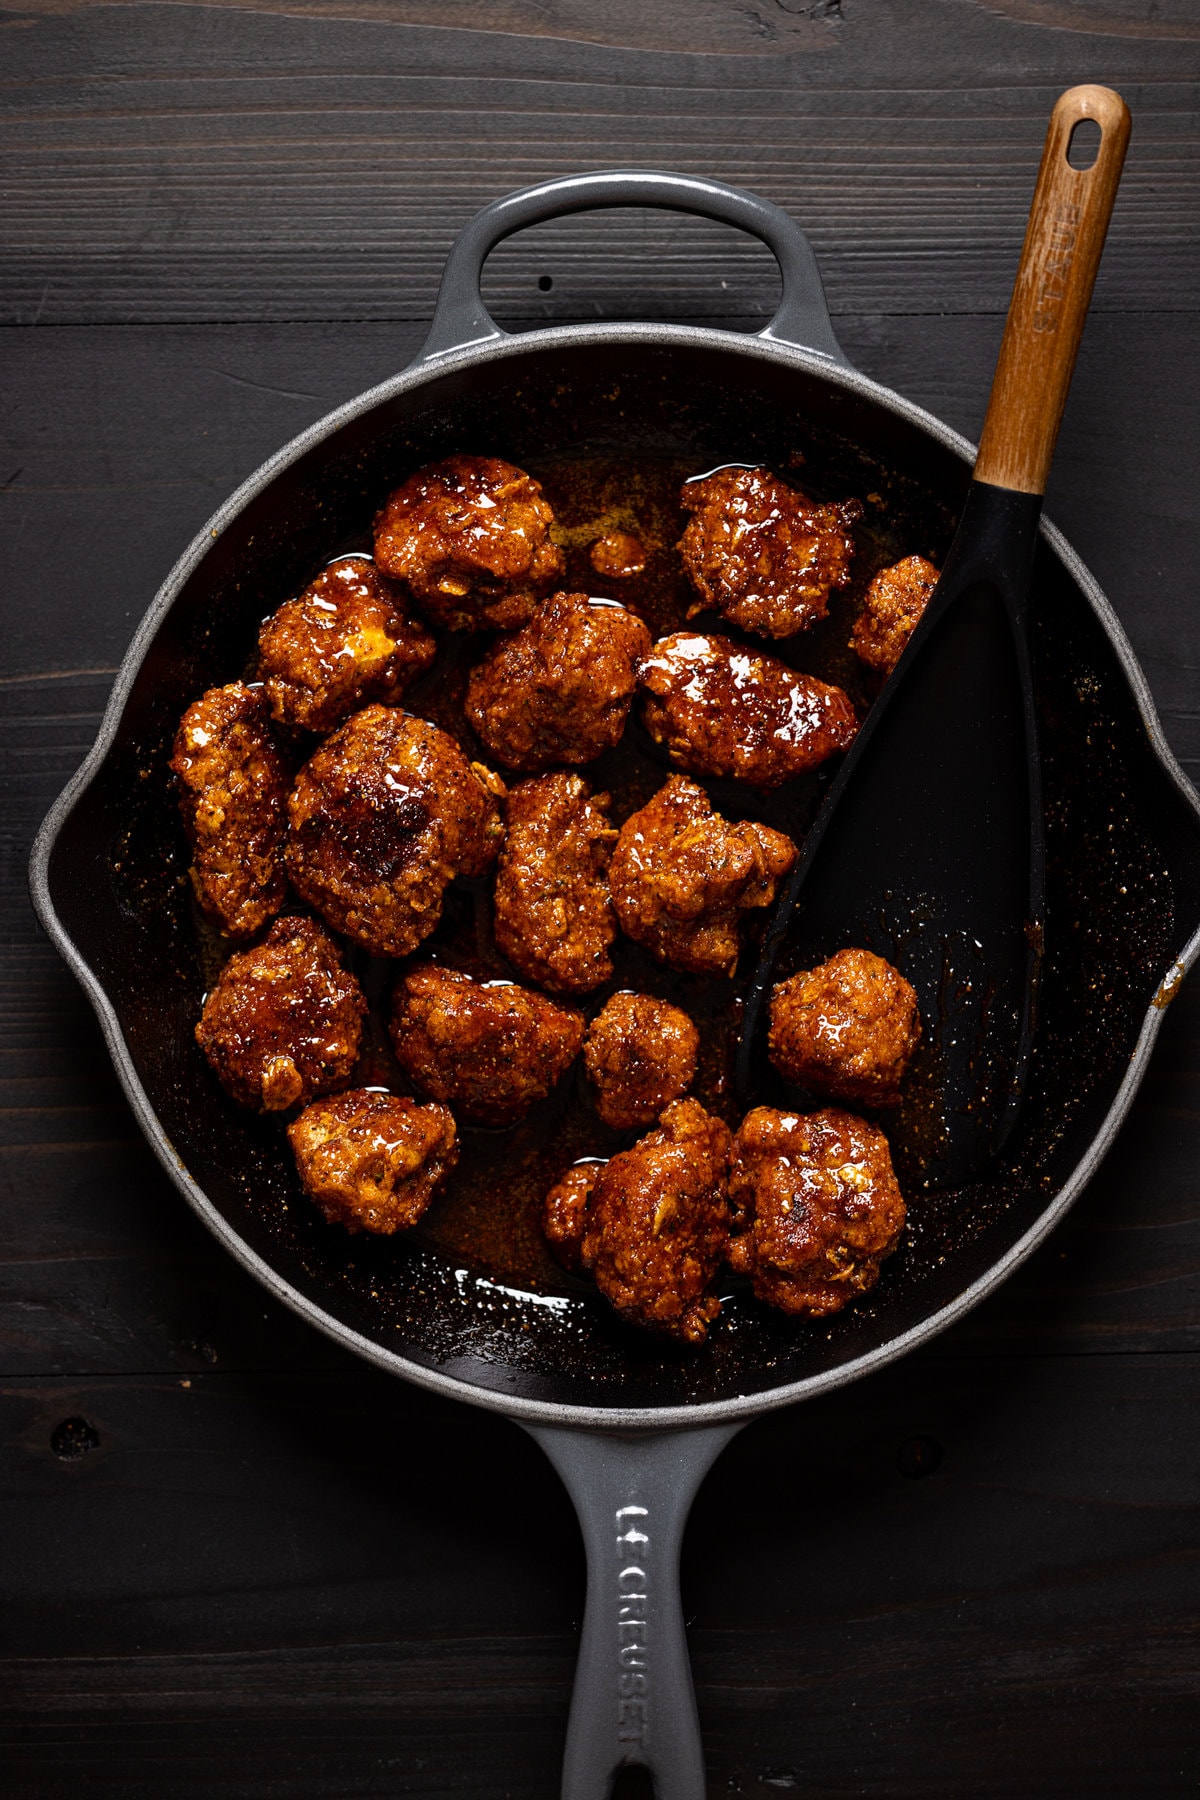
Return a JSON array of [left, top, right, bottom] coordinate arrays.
[[30, 159, 1200, 1799]]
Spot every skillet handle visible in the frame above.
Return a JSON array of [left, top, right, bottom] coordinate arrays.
[[524, 1421, 742, 1800], [416, 170, 848, 367]]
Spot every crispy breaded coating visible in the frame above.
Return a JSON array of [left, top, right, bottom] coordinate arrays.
[[579, 1098, 731, 1343], [850, 554, 940, 676], [195, 916, 365, 1112], [285, 706, 505, 959], [288, 1088, 457, 1234], [389, 964, 583, 1127], [609, 775, 797, 977], [171, 681, 289, 939], [493, 772, 618, 995], [257, 555, 436, 733], [727, 1106, 905, 1316], [542, 1160, 603, 1273], [464, 592, 651, 772], [768, 947, 921, 1106], [583, 992, 699, 1131], [638, 630, 858, 790], [678, 465, 862, 639], [373, 454, 564, 631]]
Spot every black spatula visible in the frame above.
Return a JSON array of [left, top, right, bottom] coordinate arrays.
[[735, 85, 1131, 1183]]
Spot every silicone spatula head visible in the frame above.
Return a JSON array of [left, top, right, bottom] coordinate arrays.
[[735, 86, 1131, 1185]]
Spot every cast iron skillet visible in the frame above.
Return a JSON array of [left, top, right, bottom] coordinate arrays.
[[30, 168, 1200, 1797]]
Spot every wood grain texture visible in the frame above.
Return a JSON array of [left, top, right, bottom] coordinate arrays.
[[3, 3, 1200, 1793], [976, 0, 1200, 39], [1, 1356, 1198, 1795], [975, 83, 1131, 493], [2, 0, 842, 49], [0, 1, 1198, 325]]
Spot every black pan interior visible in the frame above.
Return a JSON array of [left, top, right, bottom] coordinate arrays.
[[45, 338, 1200, 1411]]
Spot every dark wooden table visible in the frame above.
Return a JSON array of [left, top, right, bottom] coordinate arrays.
[[3, 3, 1199, 1794]]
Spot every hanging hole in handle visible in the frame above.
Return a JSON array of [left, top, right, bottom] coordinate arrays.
[[609, 1765, 655, 1799], [1066, 118, 1102, 171]]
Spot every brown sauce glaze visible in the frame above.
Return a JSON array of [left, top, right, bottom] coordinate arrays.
[[189, 451, 950, 1301]]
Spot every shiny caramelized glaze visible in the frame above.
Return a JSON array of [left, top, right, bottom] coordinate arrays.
[[583, 991, 700, 1131], [679, 464, 863, 638], [172, 682, 290, 939], [186, 451, 942, 1296], [465, 590, 651, 772], [638, 629, 859, 790], [727, 1106, 905, 1316], [374, 454, 564, 631], [768, 947, 922, 1109], [608, 775, 798, 977], [196, 915, 366, 1112], [850, 553, 940, 676], [493, 772, 618, 996], [258, 555, 436, 733]]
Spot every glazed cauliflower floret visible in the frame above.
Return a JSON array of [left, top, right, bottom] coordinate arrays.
[[850, 554, 940, 676], [285, 706, 505, 959], [373, 454, 564, 631], [493, 772, 618, 996], [574, 1097, 732, 1344], [171, 681, 289, 939], [257, 555, 436, 733], [589, 530, 647, 579], [195, 915, 365, 1112], [727, 1106, 905, 1316], [542, 1160, 602, 1273], [638, 630, 858, 789], [768, 947, 921, 1107], [464, 591, 650, 773], [288, 1088, 457, 1234], [608, 775, 797, 977], [583, 991, 700, 1131], [389, 964, 583, 1127], [678, 465, 863, 639]]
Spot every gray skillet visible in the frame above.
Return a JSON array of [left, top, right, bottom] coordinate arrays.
[[31, 147, 1200, 1796]]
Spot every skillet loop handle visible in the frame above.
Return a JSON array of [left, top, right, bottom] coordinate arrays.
[[524, 1422, 741, 1800], [417, 170, 849, 367]]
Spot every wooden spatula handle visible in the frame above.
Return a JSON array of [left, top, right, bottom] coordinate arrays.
[[973, 85, 1130, 497]]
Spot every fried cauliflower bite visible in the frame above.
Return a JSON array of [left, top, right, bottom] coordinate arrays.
[[583, 992, 700, 1131], [464, 592, 651, 772], [493, 772, 618, 996], [678, 465, 863, 639], [608, 775, 797, 977], [171, 682, 289, 939], [578, 1098, 732, 1344], [768, 947, 921, 1107], [542, 1160, 602, 1273], [850, 553, 940, 677], [257, 556, 436, 733], [288, 1088, 457, 1234], [638, 631, 858, 790], [195, 915, 366, 1112], [285, 706, 505, 959], [389, 964, 584, 1127], [373, 454, 564, 631], [727, 1106, 905, 1316], [589, 530, 647, 579], [850, 555, 939, 677]]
